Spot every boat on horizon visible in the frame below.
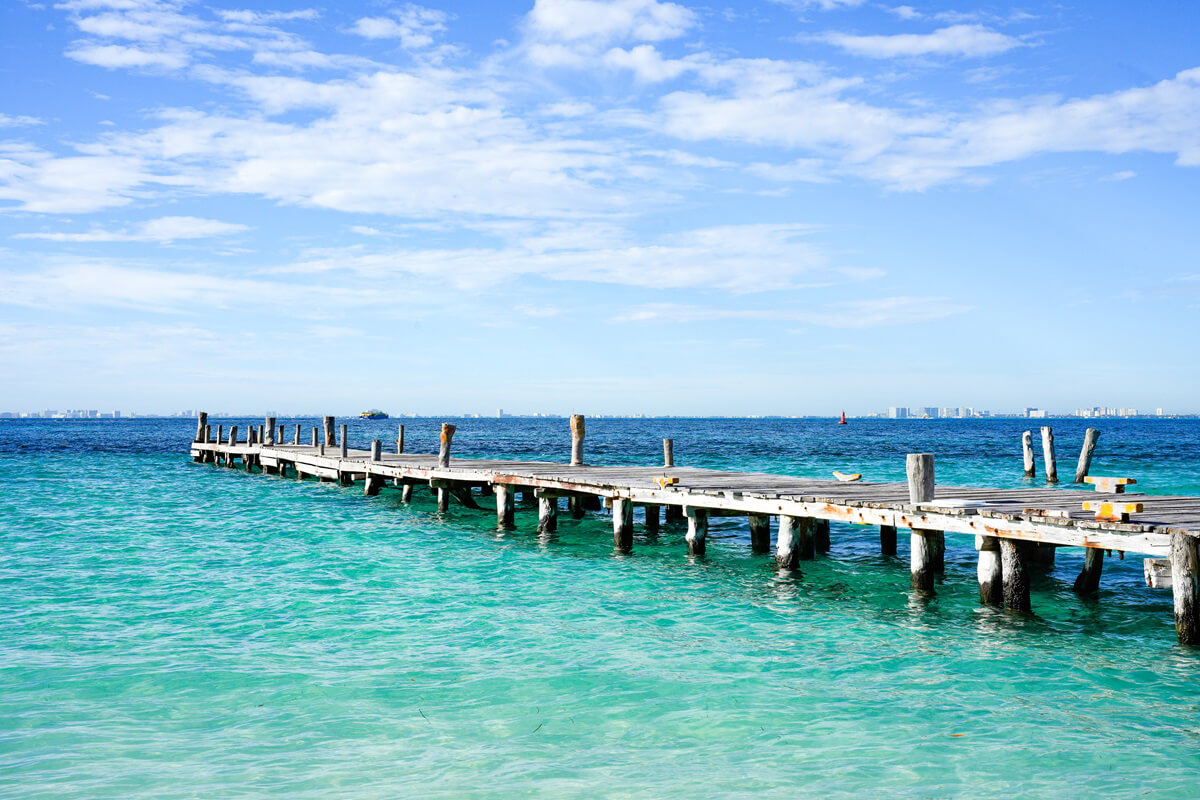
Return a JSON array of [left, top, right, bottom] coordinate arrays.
[[359, 409, 389, 419]]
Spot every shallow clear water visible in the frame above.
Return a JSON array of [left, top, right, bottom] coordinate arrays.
[[2, 418, 1199, 798]]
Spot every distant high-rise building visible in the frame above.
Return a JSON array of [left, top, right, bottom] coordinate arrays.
[[887, 407, 908, 419], [1157, 408, 1165, 416], [498, 408, 504, 418], [919, 407, 937, 418]]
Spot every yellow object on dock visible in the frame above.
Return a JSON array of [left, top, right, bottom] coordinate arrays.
[[1082, 499, 1144, 522], [1084, 476, 1137, 493], [832, 471, 862, 482], [654, 475, 679, 488]]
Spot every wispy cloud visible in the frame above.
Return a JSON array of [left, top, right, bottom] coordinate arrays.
[[820, 24, 1023, 59], [15, 216, 248, 243]]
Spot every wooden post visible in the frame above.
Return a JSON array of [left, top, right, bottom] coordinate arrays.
[[227, 426, 238, 468], [323, 416, 336, 447], [495, 485, 514, 528], [570, 414, 585, 466], [1033, 543, 1056, 566], [814, 519, 830, 553], [644, 505, 660, 535], [685, 507, 708, 556], [613, 497, 633, 551], [1073, 548, 1104, 595], [257, 424, 264, 443], [749, 514, 770, 553], [880, 525, 897, 555], [216, 424, 223, 448], [565, 495, 581, 519], [1022, 430, 1036, 478], [663, 438, 674, 467], [294, 424, 301, 445], [1170, 532, 1200, 645], [776, 515, 813, 568], [311, 427, 319, 447], [400, 483, 414, 503], [976, 535, 1003, 606], [264, 417, 275, 445], [438, 423, 456, 468], [907, 453, 938, 593], [194, 412, 207, 442], [931, 533, 945, 574], [906, 453, 934, 503], [371, 439, 381, 460], [1075, 428, 1100, 483], [665, 505, 684, 523], [1041, 426, 1058, 483], [396, 424, 405, 454], [364, 472, 383, 496], [203, 424, 211, 443], [537, 494, 557, 533], [999, 539, 1031, 612], [340, 424, 348, 458]]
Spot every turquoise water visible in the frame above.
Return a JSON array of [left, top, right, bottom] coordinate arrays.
[[2, 418, 1199, 797]]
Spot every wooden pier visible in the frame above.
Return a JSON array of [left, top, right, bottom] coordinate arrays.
[[189, 413, 1200, 646]]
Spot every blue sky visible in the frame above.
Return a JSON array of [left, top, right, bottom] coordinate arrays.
[[1, 0, 1198, 415]]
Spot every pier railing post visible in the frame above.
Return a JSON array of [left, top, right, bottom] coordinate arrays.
[[663, 438, 674, 467], [323, 416, 336, 447], [293, 424, 301, 445], [396, 424, 405, 454], [265, 417, 276, 445], [1022, 430, 1036, 478], [976, 535, 1002, 606], [371, 439, 381, 460], [1041, 426, 1058, 483], [311, 427, 319, 447], [194, 412, 207, 443], [438, 423, 456, 468], [340, 424, 348, 458], [570, 414, 585, 466], [907, 453, 939, 593], [1075, 428, 1100, 483], [1170, 532, 1200, 645]]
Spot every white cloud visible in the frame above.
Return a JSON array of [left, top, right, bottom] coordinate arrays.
[[15, 216, 249, 243], [526, 0, 696, 44], [0, 149, 152, 213], [66, 42, 189, 69], [821, 24, 1022, 59], [350, 4, 448, 49], [0, 114, 43, 127], [613, 295, 965, 327]]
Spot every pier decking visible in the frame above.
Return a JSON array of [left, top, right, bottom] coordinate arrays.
[[189, 414, 1200, 646]]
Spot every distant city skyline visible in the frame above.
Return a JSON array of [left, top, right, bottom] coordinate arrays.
[[3, 2, 1199, 411]]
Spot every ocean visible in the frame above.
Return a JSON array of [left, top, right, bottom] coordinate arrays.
[[2, 417, 1198, 798]]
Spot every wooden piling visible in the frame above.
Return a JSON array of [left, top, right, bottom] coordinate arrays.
[[495, 485, 515, 528], [371, 439, 381, 461], [880, 524, 897, 555], [257, 425, 264, 443], [438, 423, 456, 468], [907, 453, 939, 593], [227, 426, 238, 467], [203, 424, 211, 443], [1041, 426, 1058, 483], [814, 519, 831, 553], [663, 438, 674, 467], [323, 416, 336, 447], [1170, 532, 1200, 645], [613, 497, 634, 551], [294, 424, 301, 445], [999, 539, 1031, 612], [976, 535, 1003, 606], [749, 514, 770, 553], [1022, 430, 1036, 478], [567, 495, 585, 519], [396, 424, 405, 454], [570, 415, 585, 466], [644, 504, 660, 534], [665, 505, 684, 523], [364, 473, 383, 496], [216, 424, 223, 448], [685, 507, 708, 556], [340, 424, 348, 458], [776, 515, 813, 568], [1073, 548, 1104, 595], [311, 427, 319, 447], [194, 412, 207, 442], [1075, 428, 1100, 483], [537, 493, 558, 533], [400, 483, 414, 503], [265, 417, 276, 445]]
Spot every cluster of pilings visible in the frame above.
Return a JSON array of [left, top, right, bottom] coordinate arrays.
[[1023, 426, 1100, 483], [190, 412, 1200, 646]]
